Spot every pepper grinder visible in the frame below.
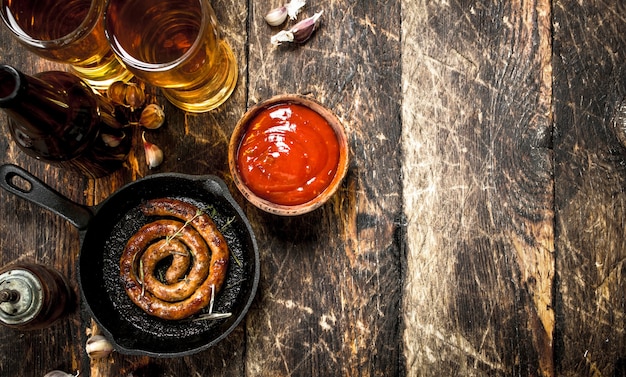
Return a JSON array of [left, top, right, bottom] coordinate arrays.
[[0, 263, 72, 330]]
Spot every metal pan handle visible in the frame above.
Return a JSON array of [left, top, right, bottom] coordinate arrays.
[[0, 164, 93, 230]]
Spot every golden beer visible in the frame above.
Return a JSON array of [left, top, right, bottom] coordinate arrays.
[[1, 0, 132, 89], [105, 0, 238, 112]]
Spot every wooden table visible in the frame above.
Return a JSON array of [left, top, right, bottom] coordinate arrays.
[[1, 0, 625, 376]]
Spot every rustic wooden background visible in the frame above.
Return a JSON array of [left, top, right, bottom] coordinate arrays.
[[403, 0, 626, 376], [0, 0, 625, 376]]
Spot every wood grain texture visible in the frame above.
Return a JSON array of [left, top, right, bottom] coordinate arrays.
[[0, 0, 404, 375], [244, 0, 404, 375], [4, 0, 626, 375], [85, 0, 250, 375], [402, 0, 554, 375], [0, 0, 249, 374], [0, 47, 88, 374], [553, 1, 626, 376]]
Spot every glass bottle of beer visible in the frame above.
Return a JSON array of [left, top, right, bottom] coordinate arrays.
[[0, 263, 73, 330], [0, 64, 131, 178]]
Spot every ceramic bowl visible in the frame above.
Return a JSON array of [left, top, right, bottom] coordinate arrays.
[[228, 94, 349, 216]]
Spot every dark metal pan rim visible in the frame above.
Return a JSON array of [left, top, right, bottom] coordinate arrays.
[[0, 164, 260, 357]]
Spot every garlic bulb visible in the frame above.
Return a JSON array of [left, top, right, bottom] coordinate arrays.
[[86, 334, 114, 359], [106, 81, 127, 106], [139, 104, 165, 130], [107, 81, 146, 110], [124, 83, 146, 111]]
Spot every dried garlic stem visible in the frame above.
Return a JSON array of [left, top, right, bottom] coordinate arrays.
[[285, 0, 306, 19]]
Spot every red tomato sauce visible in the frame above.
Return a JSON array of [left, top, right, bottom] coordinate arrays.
[[236, 103, 341, 206]]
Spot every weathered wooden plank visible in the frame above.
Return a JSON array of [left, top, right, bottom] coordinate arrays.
[[552, 1, 626, 376], [84, 0, 251, 375], [0, 0, 250, 374], [0, 29, 89, 374], [402, 1, 554, 375], [244, 0, 404, 375]]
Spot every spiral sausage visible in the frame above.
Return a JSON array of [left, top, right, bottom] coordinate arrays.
[[119, 198, 229, 320]]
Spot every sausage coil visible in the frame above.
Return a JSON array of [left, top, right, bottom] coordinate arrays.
[[120, 198, 229, 320]]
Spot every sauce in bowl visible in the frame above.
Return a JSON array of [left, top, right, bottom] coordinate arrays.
[[236, 102, 340, 206]]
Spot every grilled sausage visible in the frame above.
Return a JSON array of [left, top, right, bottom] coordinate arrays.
[[119, 198, 229, 320]]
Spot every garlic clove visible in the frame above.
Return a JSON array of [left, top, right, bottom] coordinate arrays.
[[106, 81, 146, 110], [265, 0, 306, 26], [139, 103, 165, 130], [107, 81, 128, 106], [86, 334, 114, 359], [285, 0, 306, 19], [264, 6, 288, 26], [101, 133, 125, 147], [124, 83, 146, 111], [142, 132, 164, 169], [270, 11, 323, 46], [290, 11, 323, 43]]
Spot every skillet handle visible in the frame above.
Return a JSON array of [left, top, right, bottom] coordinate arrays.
[[0, 164, 93, 230]]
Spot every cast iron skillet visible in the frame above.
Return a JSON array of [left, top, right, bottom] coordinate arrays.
[[0, 164, 260, 358]]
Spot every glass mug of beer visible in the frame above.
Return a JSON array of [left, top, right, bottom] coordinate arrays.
[[104, 0, 238, 113], [0, 0, 133, 89]]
